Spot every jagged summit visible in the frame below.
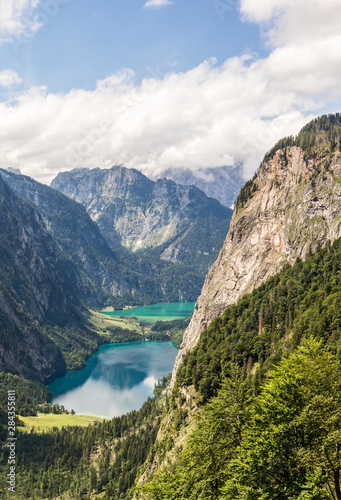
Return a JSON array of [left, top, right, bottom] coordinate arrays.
[[149, 165, 245, 208]]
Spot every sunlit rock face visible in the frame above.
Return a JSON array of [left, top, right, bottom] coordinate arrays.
[[173, 143, 341, 381]]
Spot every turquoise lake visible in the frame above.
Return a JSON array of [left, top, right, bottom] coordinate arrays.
[[101, 301, 195, 323], [49, 342, 178, 418]]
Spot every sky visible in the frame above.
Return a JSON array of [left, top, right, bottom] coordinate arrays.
[[0, 0, 340, 184]]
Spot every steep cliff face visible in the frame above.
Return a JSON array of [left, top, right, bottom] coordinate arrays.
[[0, 176, 73, 380], [51, 166, 232, 274], [173, 119, 341, 377], [0, 169, 130, 307], [0, 176, 82, 324], [52, 167, 151, 250]]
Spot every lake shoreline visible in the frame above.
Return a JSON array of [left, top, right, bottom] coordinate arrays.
[[45, 302, 193, 386], [44, 302, 194, 414], [48, 341, 178, 418]]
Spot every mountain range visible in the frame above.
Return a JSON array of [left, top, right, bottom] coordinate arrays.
[[51, 165, 232, 275], [0, 166, 232, 381], [0, 169, 128, 308], [1, 113, 341, 499]]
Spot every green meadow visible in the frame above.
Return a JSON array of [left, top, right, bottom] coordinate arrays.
[[18, 413, 105, 433]]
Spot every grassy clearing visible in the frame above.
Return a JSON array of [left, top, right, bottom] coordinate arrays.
[[87, 309, 190, 348], [88, 309, 152, 336], [18, 412, 105, 433], [101, 305, 134, 312]]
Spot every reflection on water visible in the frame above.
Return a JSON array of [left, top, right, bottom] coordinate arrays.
[[91, 362, 147, 389], [49, 342, 178, 418]]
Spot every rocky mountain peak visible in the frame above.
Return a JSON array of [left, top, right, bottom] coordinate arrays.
[[51, 165, 232, 267], [149, 165, 245, 208]]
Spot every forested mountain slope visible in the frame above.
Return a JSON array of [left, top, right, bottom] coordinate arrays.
[[174, 113, 341, 378], [4, 231, 341, 499], [0, 173, 129, 380], [138, 236, 341, 500], [1, 114, 341, 500]]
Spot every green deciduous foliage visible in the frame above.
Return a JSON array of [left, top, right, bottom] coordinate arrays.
[[224, 339, 341, 500], [142, 341, 341, 500]]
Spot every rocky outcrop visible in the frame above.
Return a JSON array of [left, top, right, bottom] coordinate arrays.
[[173, 143, 341, 380]]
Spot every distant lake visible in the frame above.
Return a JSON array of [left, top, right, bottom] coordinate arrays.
[[101, 301, 196, 323], [49, 342, 178, 418]]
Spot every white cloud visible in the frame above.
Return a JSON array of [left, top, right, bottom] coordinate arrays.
[[0, 69, 22, 87], [144, 0, 172, 9], [0, 0, 340, 184], [240, 0, 341, 47], [0, 0, 42, 43]]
